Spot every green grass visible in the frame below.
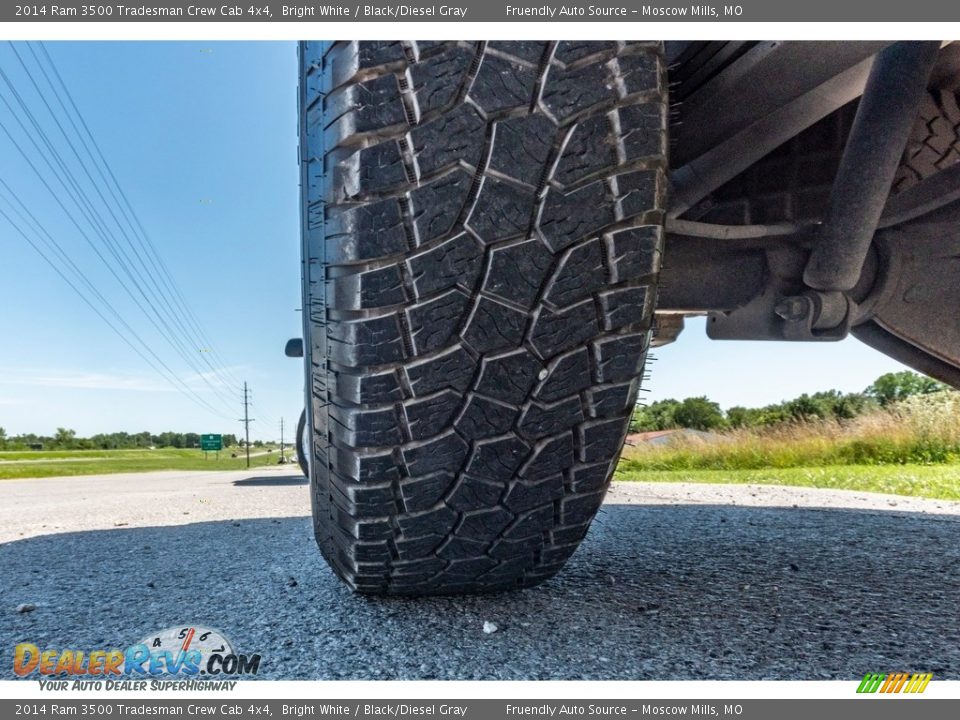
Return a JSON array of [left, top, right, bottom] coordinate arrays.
[[614, 464, 960, 500], [0, 447, 284, 479], [616, 393, 960, 500]]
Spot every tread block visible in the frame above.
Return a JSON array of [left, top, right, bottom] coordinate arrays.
[[606, 226, 660, 283], [444, 556, 500, 576], [402, 430, 470, 476], [463, 297, 528, 354], [619, 103, 665, 160], [411, 104, 487, 174], [410, 44, 474, 114], [353, 541, 393, 563], [405, 287, 470, 355], [559, 492, 605, 525], [529, 299, 600, 359], [482, 238, 554, 309], [438, 536, 488, 560], [489, 114, 557, 186], [344, 482, 396, 510], [393, 535, 445, 564], [447, 475, 503, 511], [350, 141, 407, 195], [454, 395, 519, 439], [325, 198, 407, 263], [577, 418, 626, 463], [539, 181, 613, 253], [598, 286, 651, 330], [334, 369, 402, 405], [592, 332, 648, 383], [328, 314, 405, 366], [411, 169, 471, 245], [355, 41, 408, 70], [407, 232, 484, 298], [534, 347, 592, 402], [487, 41, 548, 63], [555, 114, 617, 186], [333, 447, 400, 484], [617, 170, 660, 218], [518, 397, 584, 440], [549, 523, 591, 547], [520, 432, 575, 479], [326, 74, 407, 135], [545, 238, 607, 307], [569, 462, 613, 493], [456, 507, 514, 541], [504, 475, 564, 513], [584, 381, 637, 418], [397, 505, 458, 538], [554, 41, 616, 65], [399, 472, 454, 512], [474, 349, 543, 404], [404, 344, 476, 396], [470, 54, 539, 114], [333, 264, 406, 310], [403, 390, 462, 441], [466, 435, 531, 479], [541, 62, 614, 122], [619, 52, 659, 96], [330, 404, 402, 447], [489, 535, 543, 560], [468, 176, 536, 243], [502, 505, 554, 539]]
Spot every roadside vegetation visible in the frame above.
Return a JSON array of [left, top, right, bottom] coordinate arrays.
[[0, 428, 287, 480], [0, 447, 284, 480], [617, 371, 960, 500]]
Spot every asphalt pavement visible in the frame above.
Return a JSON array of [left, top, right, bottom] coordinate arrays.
[[2, 467, 959, 680]]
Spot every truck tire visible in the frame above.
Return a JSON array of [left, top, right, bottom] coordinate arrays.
[[298, 41, 667, 594], [894, 87, 960, 192]]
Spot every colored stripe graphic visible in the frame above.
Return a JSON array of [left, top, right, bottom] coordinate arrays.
[[857, 673, 886, 693], [857, 672, 932, 693]]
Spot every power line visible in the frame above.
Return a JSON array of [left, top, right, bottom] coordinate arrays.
[[0, 48, 240, 416], [0, 193, 235, 421], [18, 41, 235, 389], [0, 103, 236, 418], [0, 59, 238, 414], [34, 41, 248, 394]]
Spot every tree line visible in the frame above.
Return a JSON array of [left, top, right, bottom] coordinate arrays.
[[630, 370, 950, 433], [0, 428, 241, 451]]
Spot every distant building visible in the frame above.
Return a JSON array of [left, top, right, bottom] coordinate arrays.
[[624, 428, 725, 447]]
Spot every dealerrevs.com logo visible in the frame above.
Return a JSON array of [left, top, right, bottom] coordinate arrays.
[[14, 626, 261, 689]]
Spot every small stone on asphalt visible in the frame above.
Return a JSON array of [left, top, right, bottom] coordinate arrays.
[[482, 621, 498, 634]]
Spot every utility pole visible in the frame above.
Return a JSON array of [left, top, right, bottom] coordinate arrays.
[[240, 382, 254, 469], [279, 417, 286, 463]]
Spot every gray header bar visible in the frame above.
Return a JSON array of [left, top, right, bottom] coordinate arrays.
[[1, 700, 959, 720], [5, 0, 960, 22]]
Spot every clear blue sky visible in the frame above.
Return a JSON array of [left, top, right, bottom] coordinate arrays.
[[0, 41, 910, 440]]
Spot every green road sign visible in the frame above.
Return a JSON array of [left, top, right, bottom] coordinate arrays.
[[200, 434, 223, 451]]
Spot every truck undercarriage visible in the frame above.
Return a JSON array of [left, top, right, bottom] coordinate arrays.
[[658, 41, 960, 388], [292, 41, 960, 594]]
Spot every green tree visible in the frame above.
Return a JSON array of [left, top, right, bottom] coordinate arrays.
[[673, 396, 727, 431], [630, 399, 681, 432], [866, 371, 946, 406], [53, 427, 77, 449], [0, 426, 6, 448], [726, 406, 760, 428]]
